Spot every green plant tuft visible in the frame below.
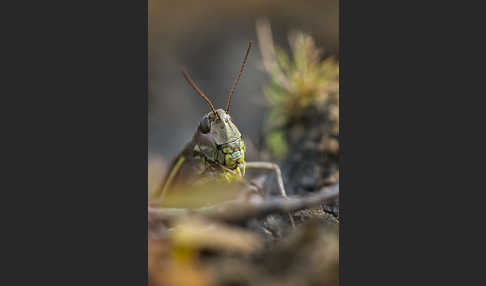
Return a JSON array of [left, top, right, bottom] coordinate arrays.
[[260, 31, 339, 158]]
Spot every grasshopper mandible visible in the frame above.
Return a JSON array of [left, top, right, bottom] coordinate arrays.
[[152, 41, 295, 226]]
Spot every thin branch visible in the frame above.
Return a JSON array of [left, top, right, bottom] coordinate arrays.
[[149, 184, 339, 224]]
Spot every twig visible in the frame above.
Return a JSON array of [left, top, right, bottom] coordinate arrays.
[[149, 184, 339, 224], [203, 184, 338, 223]]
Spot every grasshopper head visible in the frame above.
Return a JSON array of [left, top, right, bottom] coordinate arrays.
[[194, 109, 245, 172], [182, 41, 252, 176]]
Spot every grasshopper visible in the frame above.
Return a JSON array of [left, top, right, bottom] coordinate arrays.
[[152, 41, 295, 227]]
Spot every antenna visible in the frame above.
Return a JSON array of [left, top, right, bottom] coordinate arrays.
[[181, 69, 221, 121], [226, 41, 252, 114]]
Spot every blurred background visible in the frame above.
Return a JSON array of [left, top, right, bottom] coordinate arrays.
[[149, 0, 339, 162], [149, 2, 339, 285]]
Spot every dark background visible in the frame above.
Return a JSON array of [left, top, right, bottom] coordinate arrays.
[[149, 0, 339, 161]]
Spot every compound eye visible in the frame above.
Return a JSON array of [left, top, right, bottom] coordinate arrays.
[[199, 115, 210, 134]]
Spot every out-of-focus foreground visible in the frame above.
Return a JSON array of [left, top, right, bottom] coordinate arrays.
[[149, 1, 339, 285]]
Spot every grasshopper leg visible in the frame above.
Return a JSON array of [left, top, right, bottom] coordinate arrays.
[[154, 156, 185, 203], [245, 161, 296, 228]]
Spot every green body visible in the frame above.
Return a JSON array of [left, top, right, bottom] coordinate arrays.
[[154, 109, 246, 200], [152, 41, 253, 202]]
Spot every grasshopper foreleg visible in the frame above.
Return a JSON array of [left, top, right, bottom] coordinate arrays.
[[245, 161, 296, 228]]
